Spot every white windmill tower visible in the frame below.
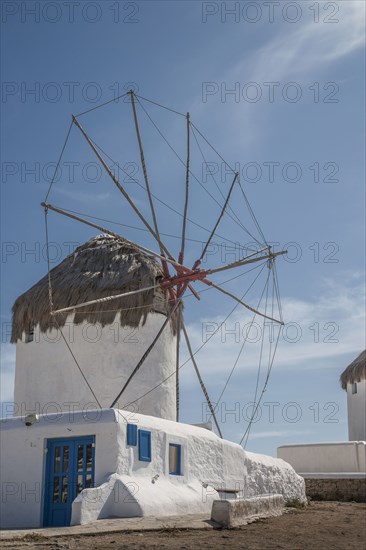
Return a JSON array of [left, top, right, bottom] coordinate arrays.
[[11, 234, 179, 420]]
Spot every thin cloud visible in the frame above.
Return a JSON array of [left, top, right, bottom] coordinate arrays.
[[183, 272, 365, 379], [1, 274, 364, 409], [53, 187, 111, 202], [248, 430, 313, 440], [233, 1, 365, 83]]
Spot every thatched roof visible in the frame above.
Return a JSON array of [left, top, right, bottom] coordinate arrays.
[[11, 235, 176, 342], [340, 350, 366, 389]]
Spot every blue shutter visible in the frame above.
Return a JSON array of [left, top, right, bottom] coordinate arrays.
[[138, 430, 152, 462], [127, 424, 137, 446]]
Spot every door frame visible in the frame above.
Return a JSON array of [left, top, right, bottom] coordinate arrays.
[[43, 435, 95, 527]]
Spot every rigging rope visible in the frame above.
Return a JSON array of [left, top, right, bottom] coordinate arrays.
[[240, 267, 283, 447], [41, 91, 283, 433], [190, 122, 236, 174], [43, 202, 185, 272], [54, 317, 102, 409], [182, 322, 223, 438], [237, 175, 267, 245], [72, 116, 176, 263], [200, 172, 238, 262], [247, 270, 271, 429], [206, 266, 271, 423], [54, 206, 259, 253], [190, 122, 267, 244], [137, 98, 263, 243], [44, 120, 73, 203], [75, 92, 129, 117], [48, 86, 267, 252], [86, 136, 259, 252], [135, 93, 186, 117], [43, 206, 102, 408], [273, 260, 284, 324], [191, 124, 263, 246], [74, 91, 264, 254], [240, 312, 281, 446]]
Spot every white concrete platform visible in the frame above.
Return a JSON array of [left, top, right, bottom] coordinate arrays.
[[211, 494, 285, 528]]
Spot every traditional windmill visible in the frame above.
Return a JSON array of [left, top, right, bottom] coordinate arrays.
[[2, 93, 303, 530], [340, 349, 366, 441], [12, 91, 285, 437]]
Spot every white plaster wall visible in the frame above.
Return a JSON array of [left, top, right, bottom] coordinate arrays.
[[74, 411, 306, 524], [346, 379, 366, 441], [0, 409, 120, 529], [72, 475, 218, 524], [277, 442, 366, 474], [244, 451, 306, 502], [0, 408, 306, 529], [13, 313, 176, 420]]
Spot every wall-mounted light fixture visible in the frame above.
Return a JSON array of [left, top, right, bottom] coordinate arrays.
[[24, 413, 39, 427]]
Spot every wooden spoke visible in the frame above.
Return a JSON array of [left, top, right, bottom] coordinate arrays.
[[130, 92, 165, 262], [175, 305, 182, 421], [203, 280, 284, 325], [41, 93, 284, 437], [199, 172, 238, 263], [179, 112, 190, 265], [41, 202, 193, 274], [51, 285, 161, 315], [207, 249, 287, 275], [72, 115, 175, 263]]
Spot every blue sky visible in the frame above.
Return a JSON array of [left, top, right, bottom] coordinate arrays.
[[1, 1, 365, 456]]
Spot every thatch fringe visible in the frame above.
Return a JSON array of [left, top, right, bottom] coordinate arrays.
[[340, 350, 366, 389], [11, 235, 178, 343]]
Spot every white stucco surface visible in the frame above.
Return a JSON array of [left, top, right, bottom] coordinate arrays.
[[346, 379, 366, 441], [211, 494, 285, 527], [0, 408, 306, 529], [13, 313, 177, 420], [0, 409, 118, 529], [277, 442, 366, 474], [244, 451, 307, 501]]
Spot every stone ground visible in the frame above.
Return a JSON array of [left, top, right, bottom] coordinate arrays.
[[1, 501, 365, 549]]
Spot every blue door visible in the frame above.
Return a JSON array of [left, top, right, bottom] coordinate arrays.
[[43, 436, 95, 527]]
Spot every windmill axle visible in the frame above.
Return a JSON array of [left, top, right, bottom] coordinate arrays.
[[160, 270, 208, 290]]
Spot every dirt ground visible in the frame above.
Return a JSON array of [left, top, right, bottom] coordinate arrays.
[[1, 502, 366, 550]]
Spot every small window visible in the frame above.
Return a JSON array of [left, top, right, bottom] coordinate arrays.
[[127, 424, 137, 446], [169, 444, 182, 475], [138, 430, 151, 462], [352, 383, 357, 394], [25, 327, 34, 343]]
